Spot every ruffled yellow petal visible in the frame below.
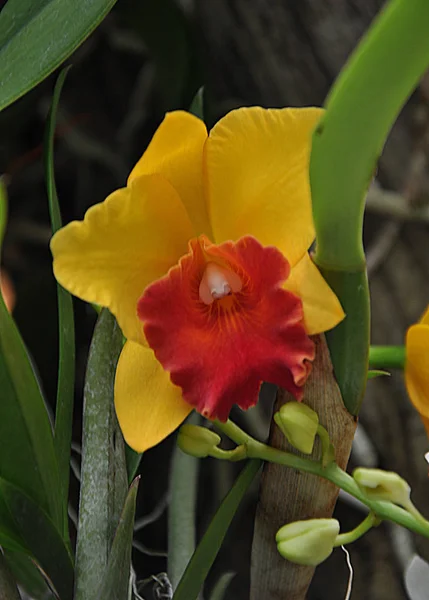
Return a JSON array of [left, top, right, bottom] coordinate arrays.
[[405, 324, 429, 434], [284, 253, 345, 335], [205, 107, 323, 266], [51, 174, 193, 345], [419, 305, 429, 326], [128, 111, 210, 235], [115, 341, 192, 452]]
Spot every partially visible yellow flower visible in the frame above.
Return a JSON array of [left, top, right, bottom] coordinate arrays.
[[406, 305, 429, 436], [51, 108, 345, 453]]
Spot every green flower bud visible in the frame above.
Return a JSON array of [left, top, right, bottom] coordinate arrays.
[[274, 401, 319, 454], [353, 468, 411, 506], [276, 518, 340, 566], [177, 425, 221, 458]]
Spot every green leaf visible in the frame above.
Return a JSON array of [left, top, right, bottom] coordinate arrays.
[[310, 0, 429, 415], [0, 550, 21, 600], [3, 549, 53, 600], [44, 67, 76, 538], [0, 289, 63, 533], [0, 477, 74, 600], [208, 572, 235, 600], [367, 369, 391, 379], [168, 412, 200, 590], [0, 0, 118, 112], [311, 0, 429, 270], [96, 478, 140, 600], [0, 491, 28, 553], [125, 443, 142, 484], [173, 460, 262, 600], [74, 309, 128, 600]]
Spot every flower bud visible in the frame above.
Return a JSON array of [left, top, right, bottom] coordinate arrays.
[[353, 468, 411, 506], [276, 518, 340, 566], [177, 425, 221, 458], [274, 401, 319, 454]]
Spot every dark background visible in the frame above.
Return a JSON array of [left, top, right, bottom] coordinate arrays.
[[1, 1, 429, 598]]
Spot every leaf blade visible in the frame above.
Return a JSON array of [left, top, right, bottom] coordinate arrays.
[[96, 478, 140, 600], [0, 477, 74, 600], [0, 0, 117, 112], [168, 413, 200, 590], [0, 550, 21, 600], [74, 309, 128, 600], [173, 460, 261, 600], [45, 66, 76, 537], [0, 290, 62, 532]]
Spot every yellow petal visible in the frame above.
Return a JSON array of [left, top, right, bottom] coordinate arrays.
[[419, 305, 429, 326], [115, 341, 192, 452], [284, 253, 345, 335], [405, 323, 429, 423], [129, 111, 211, 235], [51, 174, 193, 344], [205, 107, 323, 266]]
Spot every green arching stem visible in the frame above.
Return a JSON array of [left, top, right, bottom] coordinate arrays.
[[215, 420, 429, 538], [369, 346, 406, 370], [334, 512, 377, 547]]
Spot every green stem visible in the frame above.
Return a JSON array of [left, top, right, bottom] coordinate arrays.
[[334, 512, 377, 547], [369, 346, 406, 369], [215, 420, 429, 538], [213, 419, 252, 446]]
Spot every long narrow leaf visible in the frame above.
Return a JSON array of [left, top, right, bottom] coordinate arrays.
[[209, 572, 235, 600], [0, 550, 21, 600], [96, 478, 139, 600], [3, 549, 52, 600], [0, 478, 74, 600], [74, 309, 128, 600], [310, 0, 429, 415], [168, 413, 200, 590], [0, 290, 62, 532], [0, 0, 117, 112], [44, 67, 76, 537], [173, 460, 261, 600]]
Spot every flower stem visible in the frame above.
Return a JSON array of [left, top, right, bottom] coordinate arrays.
[[215, 420, 429, 538], [369, 345, 406, 369], [334, 512, 377, 547]]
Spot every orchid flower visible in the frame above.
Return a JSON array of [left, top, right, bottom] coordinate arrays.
[[51, 107, 344, 452], [405, 305, 429, 435]]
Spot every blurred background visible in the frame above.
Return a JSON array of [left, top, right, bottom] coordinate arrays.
[[1, 0, 429, 598]]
